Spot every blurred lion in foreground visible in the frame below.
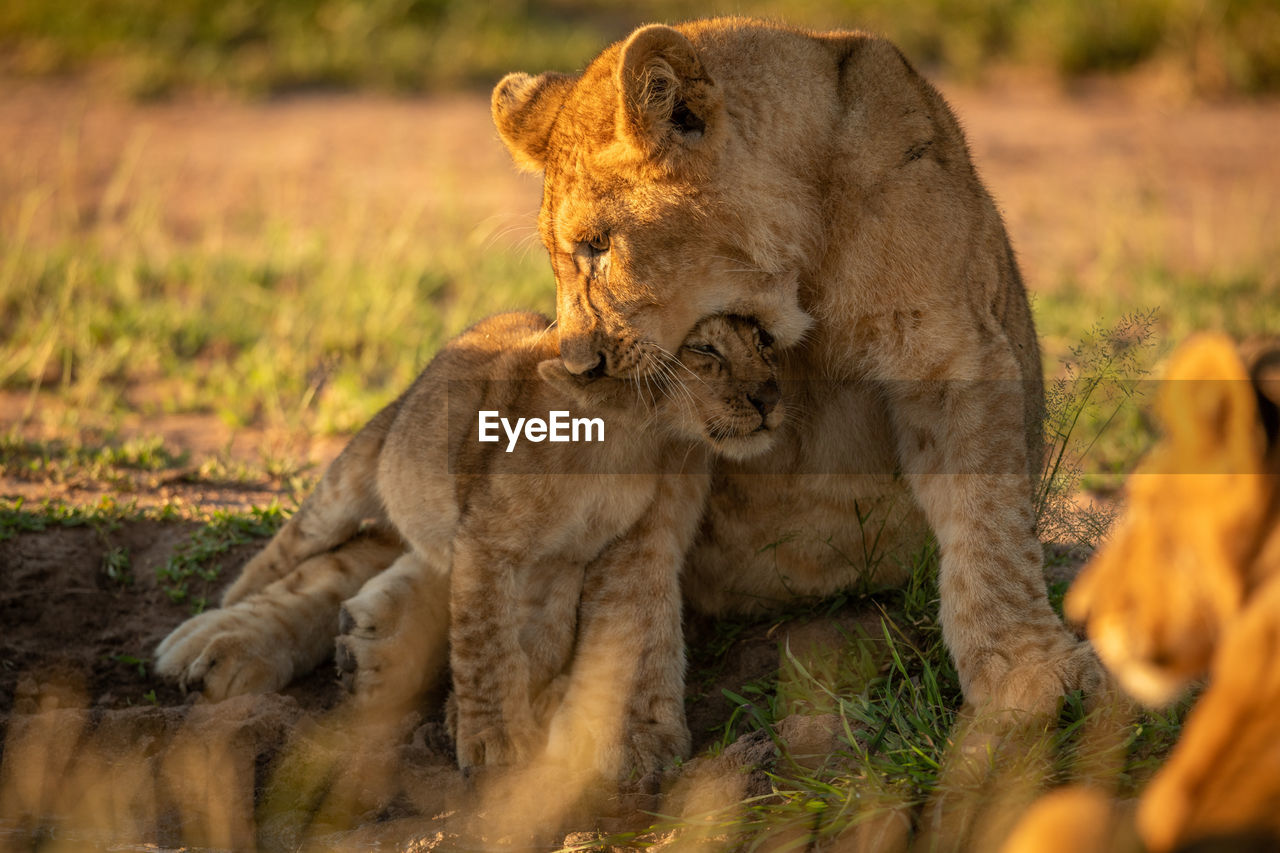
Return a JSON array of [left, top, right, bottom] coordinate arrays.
[[1005, 333, 1280, 853]]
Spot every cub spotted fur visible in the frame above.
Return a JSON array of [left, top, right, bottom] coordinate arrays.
[[157, 312, 783, 777], [492, 17, 1101, 714]]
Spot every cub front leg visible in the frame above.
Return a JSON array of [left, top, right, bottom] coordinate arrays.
[[449, 537, 539, 769], [545, 473, 708, 781]]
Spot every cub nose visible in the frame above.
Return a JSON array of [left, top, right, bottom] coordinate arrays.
[[749, 379, 781, 418]]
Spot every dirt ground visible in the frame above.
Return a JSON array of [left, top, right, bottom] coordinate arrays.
[[0, 514, 890, 850], [2, 76, 1278, 849]]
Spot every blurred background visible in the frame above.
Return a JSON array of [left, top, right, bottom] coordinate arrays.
[[3, 0, 1279, 98], [0, 0, 1278, 493]]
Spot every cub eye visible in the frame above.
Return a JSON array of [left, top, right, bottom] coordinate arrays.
[[689, 344, 721, 358], [586, 233, 610, 253], [757, 328, 775, 348]]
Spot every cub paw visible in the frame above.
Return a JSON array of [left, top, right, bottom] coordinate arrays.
[[620, 718, 691, 780], [454, 717, 542, 771], [154, 604, 295, 700], [333, 570, 448, 714]]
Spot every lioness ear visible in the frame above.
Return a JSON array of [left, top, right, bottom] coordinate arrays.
[[1158, 334, 1265, 474], [1245, 343, 1280, 452], [616, 25, 722, 162], [492, 71, 577, 173]]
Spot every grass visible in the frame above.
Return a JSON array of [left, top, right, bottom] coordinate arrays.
[[0, 429, 322, 507], [0, 493, 146, 541], [1036, 269, 1280, 366], [1037, 310, 1159, 533], [155, 502, 285, 608], [0, 217, 553, 437], [2, 0, 1278, 98], [0, 23, 1273, 848], [1, 431, 187, 486]]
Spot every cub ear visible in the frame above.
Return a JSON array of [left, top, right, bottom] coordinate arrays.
[[492, 71, 578, 173], [616, 25, 723, 163], [537, 358, 628, 410], [1157, 334, 1265, 474], [537, 357, 580, 394]]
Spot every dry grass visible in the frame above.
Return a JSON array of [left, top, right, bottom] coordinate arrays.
[[0, 64, 1277, 853], [2, 78, 1277, 456]]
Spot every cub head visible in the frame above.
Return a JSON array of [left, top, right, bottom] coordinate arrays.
[[670, 314, 784, 459], [1066, 334, 1280, 706], [492, 22, 812, 382], [539, 314, 784, 460]]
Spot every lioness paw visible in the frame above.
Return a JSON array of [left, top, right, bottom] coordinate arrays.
[[962, 638, 1106, 716]]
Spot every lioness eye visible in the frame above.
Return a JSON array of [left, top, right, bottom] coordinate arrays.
[[690, 344, 721, 358], [586, 233, 610, 253]]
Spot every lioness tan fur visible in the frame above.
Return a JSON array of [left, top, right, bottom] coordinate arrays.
[[1059, 334, 1280, 852], [156, 312, 784, 777], [491, 17, 1099, 713]]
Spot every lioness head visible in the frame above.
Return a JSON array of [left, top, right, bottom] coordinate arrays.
[[492, 22, 813, 380], [540, 313, 783, 460], [1066, 334, 1280, 706]]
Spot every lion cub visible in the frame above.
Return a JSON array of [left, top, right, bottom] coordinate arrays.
[[157, 311, 782, 777]]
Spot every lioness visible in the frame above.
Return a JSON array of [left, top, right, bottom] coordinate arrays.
[[1003, 336, 1280, 853], [157, 311, 784, 776], [1067, 335, 1280, 852], [491, 17, 1100, 713]]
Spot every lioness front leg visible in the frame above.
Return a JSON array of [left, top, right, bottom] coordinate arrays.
[[885, 331, 1101, 714]]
